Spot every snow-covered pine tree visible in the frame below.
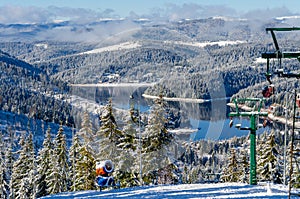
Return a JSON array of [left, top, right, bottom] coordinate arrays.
[[141, 95, 175, 184], [5, 127, 15, 199], [46, 157, 62, 194], [78, 110, 95, 149], [10, 132, 36, 199], [47, 124, 70, 194], [257, 130, 282, 184], [294, 142, 300, 188], [256, 131, 267, 182], [35, 126, 53, 198], [115, 106, 139, 187], [96, 98, 123, 161], [9, 134, 21, 199], [291, 142, 300, 188], [143, 95, 173, 153], [181, 164, 190, 184], [69, 133, 81, 191], [70, 132, 96, 191], [0, 133, 8, 198], [118, 105, 138, 151], [180, 142, 198, 183], [221, 148, 240, 182], [75, 145, 96, 190], [238, 149, 249, 183], [184, 163, 201, 184], [286, 141, 300, 188], [27, 133, 37, 199], [157, 163, 180, 184]]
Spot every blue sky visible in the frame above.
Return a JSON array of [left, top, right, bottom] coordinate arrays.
[[0, 0, 298, 24], [0, 0, 299, 17]]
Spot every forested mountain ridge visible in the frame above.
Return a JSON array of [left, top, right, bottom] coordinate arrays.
[[1, 16, 299, 120], [0, 17, 278, 99], [0, 50, 73, 125], [0, 16, 299, 121]]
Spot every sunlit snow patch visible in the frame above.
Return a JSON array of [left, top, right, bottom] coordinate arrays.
[[79, 41, 141, 55]]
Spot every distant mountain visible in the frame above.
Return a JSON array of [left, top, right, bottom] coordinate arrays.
[[0, 15, 300, 103]]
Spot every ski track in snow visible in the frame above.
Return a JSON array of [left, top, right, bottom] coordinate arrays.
[[40, 183, 295, 199]]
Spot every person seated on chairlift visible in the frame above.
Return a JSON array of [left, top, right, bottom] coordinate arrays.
[[262, 84, 275, 98]]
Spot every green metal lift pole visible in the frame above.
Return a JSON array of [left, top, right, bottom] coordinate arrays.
[[249, 114, 257, 185], [229, 98, 268, 185]]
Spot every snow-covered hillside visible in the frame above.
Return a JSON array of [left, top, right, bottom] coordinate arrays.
[[41, 183, 298, 199], [79, 42, 141, 55]]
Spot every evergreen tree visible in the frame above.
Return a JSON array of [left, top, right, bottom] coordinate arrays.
[[96, 98, 123, 161], [287, 141, 300, 188], [256, 131, 268, 182], [27, 133, 37, 199], [47, 124, 70, 194], [116, 106, 140, 187], [70, 133, 96, 191], [182, 164, 189, 184], [0, 158, 8, 198], [143, 95, 173, 153], [142, 95, 174, 184], [47, 157, 62, 194], [69, 133, 81, 192], [118, 105, 138, 151], [10, 133, 36, 199], [257, 130, 282, 183], [0, 134, 8, 198], [35, 126, 53, 198], [221, 148, 240, 182], [238, 149, 249, 183], [78, 110, 95, 148], [6, 127, 15, 199], [75, 145, 96, 190], [74, 110, 98, 190]]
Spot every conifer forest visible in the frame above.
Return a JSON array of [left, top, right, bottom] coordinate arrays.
[[0, 8, 299, 199]]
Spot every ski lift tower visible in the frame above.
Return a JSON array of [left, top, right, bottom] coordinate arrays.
[[229, 98, 268, 185], [261, 27, 300, 198]]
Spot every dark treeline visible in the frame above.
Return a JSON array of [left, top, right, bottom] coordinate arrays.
[[0, 51, 74, 126]]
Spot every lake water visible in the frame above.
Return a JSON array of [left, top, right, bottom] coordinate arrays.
[[70, 85, 270, 141]]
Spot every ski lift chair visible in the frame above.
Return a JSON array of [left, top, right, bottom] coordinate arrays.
[[262, 84, 275, 98]]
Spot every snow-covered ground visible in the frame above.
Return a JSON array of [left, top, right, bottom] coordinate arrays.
[[41, 183, 298, 199]]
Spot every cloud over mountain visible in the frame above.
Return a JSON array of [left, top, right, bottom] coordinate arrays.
[[0, 3, 299, 43], [0, 3, 297, 24]]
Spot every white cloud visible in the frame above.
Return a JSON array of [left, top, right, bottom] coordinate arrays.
[[36, 19, 141, 42], [0, 5, 117, 24], [0, 4, 297, 25], [146, 3, 238, 21], [0, 4, 298, 42], [242, 7, 292, 20], [0, 5, 50, 24]]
